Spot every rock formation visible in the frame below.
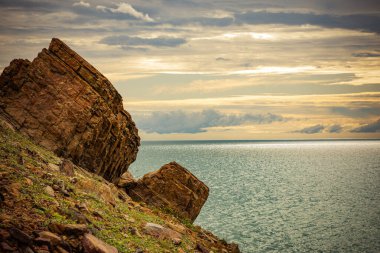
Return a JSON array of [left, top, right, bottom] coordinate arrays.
[[126, 162, 209, 222], [0, 38, 140, 182]]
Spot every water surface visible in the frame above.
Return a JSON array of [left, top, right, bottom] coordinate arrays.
[[130, 140, 380, 252]]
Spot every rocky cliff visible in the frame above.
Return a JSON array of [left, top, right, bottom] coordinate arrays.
[[0, 38, 140, 182]]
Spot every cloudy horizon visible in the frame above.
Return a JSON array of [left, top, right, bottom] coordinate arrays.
[[1, 0, 379, 140]]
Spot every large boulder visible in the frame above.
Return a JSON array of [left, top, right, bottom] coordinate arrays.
[[126, 162, 209, 222], [0, 38, 140, 182]]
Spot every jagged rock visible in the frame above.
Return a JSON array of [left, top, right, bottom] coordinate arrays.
[[0, 38, 140, 182], [127, 162, 209, 222], [82, 233, 118, 253]]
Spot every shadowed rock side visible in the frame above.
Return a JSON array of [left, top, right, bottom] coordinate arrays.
[[0, 38, 140, 182], [126, 162, 209, 222]]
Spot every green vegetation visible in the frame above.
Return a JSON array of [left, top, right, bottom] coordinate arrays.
[[0, 121, 202, 253]]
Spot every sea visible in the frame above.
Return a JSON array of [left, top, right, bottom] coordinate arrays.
[[129, 140, 380, 253]]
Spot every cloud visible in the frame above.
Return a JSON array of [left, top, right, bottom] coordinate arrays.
[[96, 2, 154, 22], [235, 11, 380, 33], [295, 124, 325, 134], [352, 52, 380, 57], [100, 35, 186, 47], [330, 106, 380, 118], [135, 109, 286, 134], [73, 1, 90, 8], [328, 124, 343, 133], [351, 118, 380, 133]]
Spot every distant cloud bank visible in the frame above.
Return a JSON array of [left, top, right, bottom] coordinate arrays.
[[136, 109, 286, 134]]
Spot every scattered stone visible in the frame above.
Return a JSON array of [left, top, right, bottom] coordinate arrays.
[[9, 227, 32, 245], [128, 227, 141, 237], [18, 155, 24, 165], [44, 186, 55, 197], [134, 248, 144, 253], [24, 178, 33, 186], [48, 163, 60, 171], [60, 159, 75, 177], [196, 243, 209, 253], [0, 38, 140, 182], [122, 214, 135, 223], [23, 246, 35, 253], [70, 177, 78, 184], [166, 223, 187, 234], [143, 223, 182, 242], [82, 233, 118, 253], [1, 241, 16, 251], [56, 245, 70, 253], [127, 162, 209, 222], [0, 228, 10, 240], [172, 238, 182, 246], [49, 223, 88, 236], [34, 237, 52, 246], [229, 243, 240, 253], [92, 211, 104, 219], [8, 182, 21, 197], [75, 203, 89, 213], [38, 231, 61, 245]]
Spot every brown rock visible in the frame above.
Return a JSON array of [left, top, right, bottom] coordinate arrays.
[[196, 243, 209, 253], [60, 159, 75, 177], [82, 233, 118, 253], [9, 227, 32, 245], [116, 171, 137, 190], [49, 223, 88, 236], [229, 243, 241, 253], [38, 231, 62, 245], [0, 38, 140, 182], [127, 162, 209, 222]]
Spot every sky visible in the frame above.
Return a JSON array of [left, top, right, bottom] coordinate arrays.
[[1, 0, 380, 140]]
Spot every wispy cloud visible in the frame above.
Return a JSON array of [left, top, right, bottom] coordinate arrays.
[[294, 124, 325, 134], [330, 106, 380, 118], [351, 118, 380, 133], [100, 35, 186, 48], [73, 1, 90, 8], [135, 109, 286, 134], [96, 2, 154, 22], [327, 124, 343, 133]]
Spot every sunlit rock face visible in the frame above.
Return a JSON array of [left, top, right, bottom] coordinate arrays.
[[0, 38, 140, 182], [127, 162, 209, 222]]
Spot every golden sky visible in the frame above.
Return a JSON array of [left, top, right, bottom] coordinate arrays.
[[1, 0, 380, 140]]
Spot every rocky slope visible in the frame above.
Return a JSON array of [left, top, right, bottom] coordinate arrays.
[[0, 38, 139, 182], [0, 119, 239, 253]]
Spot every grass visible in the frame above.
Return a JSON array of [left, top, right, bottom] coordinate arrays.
[[0, 120, 203, 253]]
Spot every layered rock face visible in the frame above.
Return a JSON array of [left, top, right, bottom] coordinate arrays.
[[0, 38, 140, 182], [127, 162, 209, 222]]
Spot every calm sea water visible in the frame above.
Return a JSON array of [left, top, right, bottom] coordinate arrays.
[[129, 140, 380, 253]]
